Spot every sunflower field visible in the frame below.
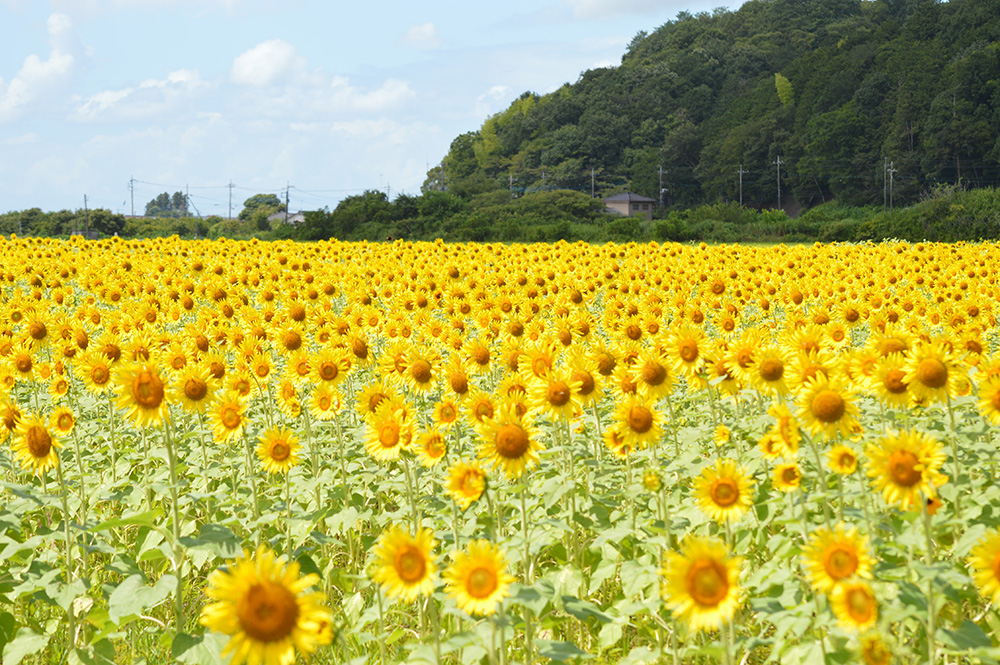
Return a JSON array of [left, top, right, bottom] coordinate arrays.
[[2, 235, 1000, 665]]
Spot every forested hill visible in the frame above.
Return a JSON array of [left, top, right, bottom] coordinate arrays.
[[428, 0, 1000, 211]]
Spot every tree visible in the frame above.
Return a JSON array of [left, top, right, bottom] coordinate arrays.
[[144, 191, 188, 217], [238, 194, 284, 222]]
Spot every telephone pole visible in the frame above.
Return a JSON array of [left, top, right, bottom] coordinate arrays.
[[774, 155, 783, 209], [887, 161, 897, 213], [285, 183, 290, 223], [129, 176, 135, 217], [590, 168, 595, 198], [228, 181, 234, 220], [83, 194, 90, 235], [658, 166, 664, 208], [737, 164, 747, 206]]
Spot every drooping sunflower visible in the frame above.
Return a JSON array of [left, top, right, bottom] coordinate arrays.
[[256, 426, 301, 475], [857, 632, 893, 665], [767, 402, 801, 456], [872, 353, 911, 410], [865, 430, 947, 510], [443, 539, 516, 617], [356, 380, 396, 420], [968, 526, 1000, 605], [692, 459, 755, 525], [464, 388, 497, 428], [12, 411, 61, 475], [210, 392, 248, 443], [445, 460, 487, 510], [660, 535, 743, 633], [114, 362, 170, 428], [797, 375, 860, 441], [801, 523, 874, 593], [830, 579, 878, 632], [199, 545, 333, 665], [370, 525, 437, 603], [476, 402, 542, 480]]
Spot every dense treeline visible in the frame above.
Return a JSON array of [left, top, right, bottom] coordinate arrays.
[[430, 0, 1000, 209]]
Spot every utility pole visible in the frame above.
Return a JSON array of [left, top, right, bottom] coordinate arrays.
[[83, 194, 90, 235], [887, 161, 897, 213], [129, 176, 135, 217], [185, 184, 190, 217], [591, 168, 595, 198], [228, 181, 234, 220], [774, 155, 783, 209], [285, 183, 290, 223], [737, 164, 747, 206], [509, 173, 515, 198]]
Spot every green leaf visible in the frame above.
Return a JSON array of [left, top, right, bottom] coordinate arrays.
[[108, 573, 176, 624], [938, 620, 994, 651], [179, 523, 241, 559], [67, 641, 117, 665], [172, 632, 227, 665], [535, 639, 594, 662], [2, 627, 51, 665], [954, 523, 987, 558], [89, 508, 164, 532], [561, 595, 612, 623]]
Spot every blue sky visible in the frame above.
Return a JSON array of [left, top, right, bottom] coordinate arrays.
[[0, 0, 743, 216]]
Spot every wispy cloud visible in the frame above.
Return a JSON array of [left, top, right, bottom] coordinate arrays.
[[0, 13, 77, 122], [399, 22, 442, 51], [72, 68, 208, 121]]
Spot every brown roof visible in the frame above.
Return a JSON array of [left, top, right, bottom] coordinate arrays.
[[603, 192, 655, 203]]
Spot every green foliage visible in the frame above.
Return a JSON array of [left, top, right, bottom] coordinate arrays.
[[144, 191, 189, 218], [774, 73, 794, 106], [238, 193, 284, 222]]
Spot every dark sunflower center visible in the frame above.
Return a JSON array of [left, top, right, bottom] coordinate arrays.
[[270, 441, 291, 461], [916, 358, 948, 389], [547, 381, 571, 407], [888, 449, 922, 487], [236, 581, 300, 643], [711, 478, 740, 507], [641, 361, 667, 386], [685, 559, 729, 606], [184, 378, 208, 401], [679, 340, 699, 363], [811, 390, 846, 423], [495, 424, 530, 459], [395, 546, 427, 583], [410, 359, 432, 384], [884, 369, 907, 394], [466, 567, 498, 599], [627, 405, 653, 434], [825, 546, 858, 580], [319, 362, 338, 381], [26, 425, 52, 458], [758, 358, 784, 382], [846, 587, 875, 623], [132, 370, 164, 409]]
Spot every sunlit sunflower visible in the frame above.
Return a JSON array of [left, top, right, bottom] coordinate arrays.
[[772, 462, 802, 493], [692, 459, 755, 525], [527, 369, 582, 422], [758, 431, 785, 461], [432, 399, 461, 430], [713, 424, 731, 448], [872, 353, 911, 410], [968, 527, 1000, 605], [660, 535, 743, 633], [256, 426, 301, 475], [830, 580, 878, 632], [465, 388, 498, 428], [371, 525, 437, 603], [210, 392, 247, 443], [356, 380, 396, 420], [767, 402, 801, 456], [903, 340, 960, 406], [747, 345, 790, 396], [114, 362, 170, 428], [634, 348, 676, 400], [443, 539, 516, 617], [308, 384, 342, 422], [865, 430, 947, 510], [363, 404, 412, 463], [415, 429, 448, 468], [445, 460, 487, 510], [174, 365, 218, 414], [312, 347, 350, 388], [801, 523, 874, 593], [199, 545, 332, 665], [858, 632, 893, 665], [797, 375, 860, 441], [50, 406, 75, 436], [612, 394, 664, 451], [12, 412, 61, 475], [976, 374, 1000, 425], [827, 444, 858, 475], [476, 403, 542, 479]]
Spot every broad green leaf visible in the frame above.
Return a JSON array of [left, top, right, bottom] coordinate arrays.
[[172, 632, 227, 665], [2, 628, 50, 665], [561, 595, 612, 623], [179, 523, 241, 559], [938, 620, 994, 651], [535, 639, 594, 662], [89, 508, 164, 532], [108, 573, 176, 624]]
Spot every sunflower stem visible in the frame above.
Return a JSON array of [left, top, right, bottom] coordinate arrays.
[[946, 395, 961, 538], [55, 453, 77, 650], [375, 588, 388, 665], [242, 432, 261, 522], [520, 484, 534, 665], [805, 433, 832, 530], [285, 469, 293, 556], [923, 494, 937, 665], [162, 418, 186, 633]]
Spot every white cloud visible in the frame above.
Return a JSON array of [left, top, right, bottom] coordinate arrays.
[[474, 85, 513, 117], [2, 132, 40, 146], [0, 13, 77, 122], [72, 68, 207, 120], [399, 22, 442, 51], [329, 76, 415, 112], [231, 39, 308, 87], [563, 0, 665, 19]]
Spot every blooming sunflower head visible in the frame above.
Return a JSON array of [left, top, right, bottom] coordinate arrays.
[[692, 459, 755, 525], [256, 426, 301, 475], [13, 411, 61, 475], [865, 430, 947, 510], [660, 535, 743, 633], [443, 539, 516, 617], [475, 402, 542, 480], [199, 545, 333, 665], [370, 525, 437, 604], [801, 523, 874, 593], [968, 527, 1000, 606], [114, 362, 170, 429]]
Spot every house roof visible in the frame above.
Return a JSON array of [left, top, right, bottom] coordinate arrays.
[[603, 192, 656, 203]]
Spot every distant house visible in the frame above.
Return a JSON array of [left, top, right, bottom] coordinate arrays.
[[603, 192, 655, 221], [268, 211, 306, 225]]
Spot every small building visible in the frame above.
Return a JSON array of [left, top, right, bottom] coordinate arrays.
[[267, 211, 306, 225], [602, 192, 656, 221]]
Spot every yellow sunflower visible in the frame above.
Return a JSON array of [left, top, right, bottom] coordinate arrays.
[[747, 345, 790, 396], [797, 375, 860, 441], [865, 430, 947, 510], [660, 535, 743, 633], [692, 459, 755, 525], [370, 525, 437, 603], [50, 405, 76, 436], [209, 392, 247, 443], [527, 369, 582, 422], [827, 444, 858, 475], [256, 426, 301, 475], [858, 632, 893, 665], [443, 539, 516, 616], [611, 394, 664, 451], [12, 412, 61, 475], [830, 579, 878, 632], [308, 384, 342, 422], [414, 429, 448, 468], [364, 405, 412, 463], [175, 365, 218, 414], [767, 402, 801, 456], [801, 523, 874, 593], [968, 527, 1000, 605], [445, 461, 487, 510], [977, 374, 1000, 425], [772, 462, 802, 493], [872, 353, 911, 410], [114, 362, 170, 428], [476, 402, 542, 480], [199, 545, 332, 665], [903, 340, 960, 406]]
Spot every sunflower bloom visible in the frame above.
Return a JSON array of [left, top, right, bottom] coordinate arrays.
[[968, 527, 1000, 605], [865, 430, 947, 510], [445, 461, 487, 510], [256, 426, 301, 475], [210, 392, 247, 443], [772, 462, 802, 493], [476, 403, 542, 480], [797, 375, 860, 441], [660, 536, 743, 633], [114, 362, 170, 428], [693, 459, 754, 525], [903, 340, 960, 406], [12, 412, 61, 475], [977, 374, 1000, 425], [443, 539, 516, 616], [371, 525, 437, 603], [830, 580, 878, 632], [200, 546, 333, 665], [612, 394, 664, 451], [801, 523, 874, 593]]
